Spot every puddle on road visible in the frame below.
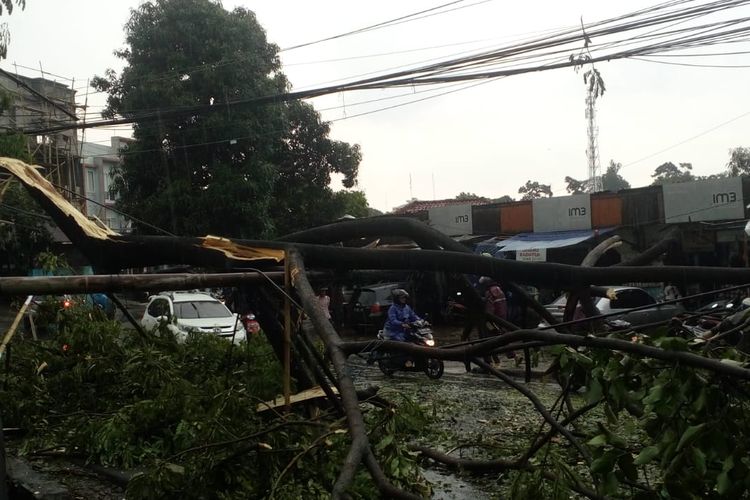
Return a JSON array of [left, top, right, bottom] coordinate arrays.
[[422, 466, 495, 500], [348, 356, 566, 499]]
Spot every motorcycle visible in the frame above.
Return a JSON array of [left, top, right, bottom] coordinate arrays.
[[240, 312, 261, 335], [367, 319, 444, 379]]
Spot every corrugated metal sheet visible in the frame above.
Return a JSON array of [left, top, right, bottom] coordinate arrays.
[[621, 186, 663, 226], [496, 227, 615, 251], [591, 193, 622, 228], [472, 204, 501, 234], [500, 201, 533, 233]]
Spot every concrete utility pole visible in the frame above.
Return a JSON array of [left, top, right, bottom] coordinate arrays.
[[585, 86, 602, 192]]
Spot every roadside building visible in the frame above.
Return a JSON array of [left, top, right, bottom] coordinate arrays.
[[0, 71, 82, 206], [81, 137, 132, 232]]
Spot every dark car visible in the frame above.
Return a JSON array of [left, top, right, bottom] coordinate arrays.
[[346, 283, 404, 333], [543, 286, 683, 326]]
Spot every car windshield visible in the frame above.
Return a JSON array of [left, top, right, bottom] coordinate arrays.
[[174, 301, 232, 319]]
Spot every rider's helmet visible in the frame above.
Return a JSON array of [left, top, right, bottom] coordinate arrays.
[[392, 288, 409, 300], [478, 276, 493, 285]]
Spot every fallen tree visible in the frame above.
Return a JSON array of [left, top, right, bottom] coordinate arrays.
[[3, 157, 750, 498]]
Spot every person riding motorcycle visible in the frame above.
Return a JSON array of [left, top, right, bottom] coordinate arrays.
[[384, 289, 423, 342]]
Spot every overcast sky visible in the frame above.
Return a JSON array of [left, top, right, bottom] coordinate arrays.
[[6, 0, 750, 212]]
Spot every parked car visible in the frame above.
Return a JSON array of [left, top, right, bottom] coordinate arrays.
[[695, 297, 748, 314], [346, 283, 404, 333], [544, 286, 683, 326], [141, 292, 246, 343]]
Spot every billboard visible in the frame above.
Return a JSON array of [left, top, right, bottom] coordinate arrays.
[[532, 194, 592, 232], [428, 204, 473, 236], [663, 177, 744, 223]]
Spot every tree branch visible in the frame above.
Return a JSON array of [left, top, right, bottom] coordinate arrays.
[[289, 250, 410, 499]]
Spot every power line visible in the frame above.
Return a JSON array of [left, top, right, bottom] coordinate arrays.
[[45, 181, 177, 237], [279, 0, 470, 51], [632, 55, 750, 66], [21, 0, 750, 135], [621, 108, 750, 168], [0, 202, 51, 220]]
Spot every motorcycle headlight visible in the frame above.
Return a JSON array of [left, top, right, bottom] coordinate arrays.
[[425, 339, 435, 346]]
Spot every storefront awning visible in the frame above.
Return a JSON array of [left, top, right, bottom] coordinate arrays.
[[492, 228, 615, 252]]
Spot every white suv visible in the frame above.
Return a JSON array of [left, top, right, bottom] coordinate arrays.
[[141, 292, 246, 343]]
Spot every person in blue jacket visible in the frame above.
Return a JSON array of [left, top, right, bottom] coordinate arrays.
[[384, 289, 422, 342]]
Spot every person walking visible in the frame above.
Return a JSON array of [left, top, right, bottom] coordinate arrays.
[[316, 287, 331, 320]]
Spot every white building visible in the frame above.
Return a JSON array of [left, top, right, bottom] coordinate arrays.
[[81, 137, 132, 232]]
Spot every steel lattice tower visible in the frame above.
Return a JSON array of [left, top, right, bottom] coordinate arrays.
[[585, 88, 602, 192]]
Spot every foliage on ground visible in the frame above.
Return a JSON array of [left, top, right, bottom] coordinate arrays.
[[548, 328, 750, 498], [1, 303, 429, 499]]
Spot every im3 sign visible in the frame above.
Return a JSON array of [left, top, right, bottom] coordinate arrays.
[[532, 194, 592, 232]]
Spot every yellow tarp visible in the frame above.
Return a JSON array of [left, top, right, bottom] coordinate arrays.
[[200, 235, 285, 262], [0, 157, 117, 240]]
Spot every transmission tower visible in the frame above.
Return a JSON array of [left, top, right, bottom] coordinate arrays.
[[585, 86, 602, 192]]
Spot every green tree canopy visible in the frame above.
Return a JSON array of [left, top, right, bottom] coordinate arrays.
[[651, 162, 695, 185], [454, 192, 486, 201], [602, 160, 631, 191], [727, 147, 750, 177], [518, 180, 552, 200], [93, 0, 361, 238], [564, 176, 589, 195], [334, 190, 370, 218]]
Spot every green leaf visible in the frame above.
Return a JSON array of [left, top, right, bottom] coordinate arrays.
[[587, 434, 607, 447], [716, 470, 731, 495], [634, 445, 660, 466], [591, 449, 621, 474], [604, 403, 619, 425], [601, 471, 620, 496], [676, 423, 706, 452], [692, 387, 708, 413], [586, 378, 603, 404], [375, 434, 394, 451], [692, 447, 706, 477], [599, 423, 628, 449], [657, 337, 689, 351], [643, 384, 665, 405], [559, 351, 568, 369], [716, 455, 735, 495]]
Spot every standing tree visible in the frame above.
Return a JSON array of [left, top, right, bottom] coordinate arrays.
[[564, 176, 589, 194], [518, 180, 552, 200], [0, 0, 25, 59], [727, 147, 750, 177], [651, 162, 695, 185], [269, 100, 362, 234], [601, 160, 631, 191], [92, 0, 361, 238], [0, 108, 53, 274], [334, 190, 370, 218], [454, 192, 487, 201]]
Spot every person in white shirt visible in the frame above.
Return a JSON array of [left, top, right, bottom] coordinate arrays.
[[316, 287, 331, 320]]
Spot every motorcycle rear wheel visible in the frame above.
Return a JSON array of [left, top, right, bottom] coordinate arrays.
[[377, 354, 395, 376], [425, 358, 444, 379]]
